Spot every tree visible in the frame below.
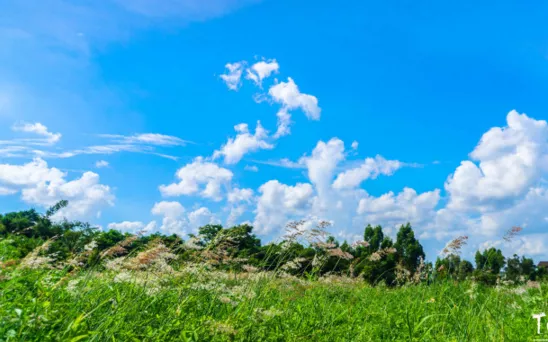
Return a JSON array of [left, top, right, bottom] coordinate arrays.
[[394, 223, 425, 275], [474, 248, 505, 285], [198, 224, 223, 246], [214, 224, 261, 257], [484, 248, 505, 274], [364, 224, 383, 254], [458, 260, 474, 280], [505, 254, 535, 282], [475, 250, 486, 270]]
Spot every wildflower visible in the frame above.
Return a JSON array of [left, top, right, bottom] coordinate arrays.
[[328, 248, 354, 260], [369, 252, 381, 262], [19, 240, 56, 270], [466, 282, 478, 300], [426, 298, 435, 303], [513, 287, 527, 295], [208, 321, 237, 336], [352, 240, 370, 248], [65, 279, 81, 295], [100, 245, 128, 258], [184, 236, 203, 250], [242, 264, 258, 273], [83, 240, 98, 252], [527, 280, 541, 289], [219, 296, 232, 304]]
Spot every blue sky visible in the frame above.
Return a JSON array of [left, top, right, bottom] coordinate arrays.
[[2, 0, 548, 262]]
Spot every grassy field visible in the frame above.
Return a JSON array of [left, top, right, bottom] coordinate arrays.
[[1, 261, 546, 341]]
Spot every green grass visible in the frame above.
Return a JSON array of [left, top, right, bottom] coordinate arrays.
[[0, 264, 545, 341]]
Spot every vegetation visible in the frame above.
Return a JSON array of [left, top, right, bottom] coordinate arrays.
[[1, 202, 547, 340]]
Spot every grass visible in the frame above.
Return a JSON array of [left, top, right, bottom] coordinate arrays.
[[1, 263, 546, 341]]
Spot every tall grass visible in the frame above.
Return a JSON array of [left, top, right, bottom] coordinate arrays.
[[1, 262, 545, 341]]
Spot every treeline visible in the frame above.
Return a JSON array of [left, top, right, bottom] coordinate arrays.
[[0, 201, 545, 286]]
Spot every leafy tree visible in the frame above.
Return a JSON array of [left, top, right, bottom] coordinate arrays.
[[457, 260, 474, 280], [364, 224, 383, 254], [394, 223, 425, 274], [505, 254, 535, 282], [198, 224, 223, 246], [214, 224, 261, 257]]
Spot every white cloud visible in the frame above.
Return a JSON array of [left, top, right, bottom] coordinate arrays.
[[95, 160, 109, 168], [220, 62, 244, 91], [188, 207, 220, 231], [228, 187, 254, 203], [1, 126, 182, 161], [251, 157, 304, 169], [445, 110, 548, 212], [254, 180, 314, 234], [300, 138, 345, 196], [357, 188, 440, 228], [10, 122, 61, 145], [151, 204, 220, 236], [250, 137, 436, 240], [333, 155, 403, 189], [0, 186, 17, 195], [273, 108, 292, 138], [151, 201, 185, 217], [0, 158, 114, 220], [100, 133, 190, 146], [108, 220, 156, 234], [245, 59, 279, 86], [351, 141, 359, 150], [269, 77, 321, 120], [0, 158, 65, 187], [151, 201, 186, 235], [244, 165, 259, 172], [213, 121, 274, 164], [159, 157, 233, 201]]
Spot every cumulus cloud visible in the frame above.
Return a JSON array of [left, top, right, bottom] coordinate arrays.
[[357, 188, 440, 228], [300, 138, 345, 196], [333, 155, 403, 189], [151, 201, 186, 235], [246, 59, 279, 86], [220, 62, 244, 91], [250, 137, 436, 240], [445, 110, 548, 212], [269, 77, 321, 120], [0, 158, 114, 220], [159, 157, 233, 201], [150, 201, 219, 235], [108, 220, 157, 234], [213, 121, 274, 164], [253, 180, 314, 234], [152, 200, 185, 217], [188, 207, 220, 231], [228, 188, 254, 203], [273, 108, 292, 138]]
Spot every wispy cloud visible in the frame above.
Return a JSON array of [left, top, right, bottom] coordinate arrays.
[[248, 158, 305, 169], [98, 133, 193, 146], [0, 121, 184, 161], [12, 122, 61, 145]]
